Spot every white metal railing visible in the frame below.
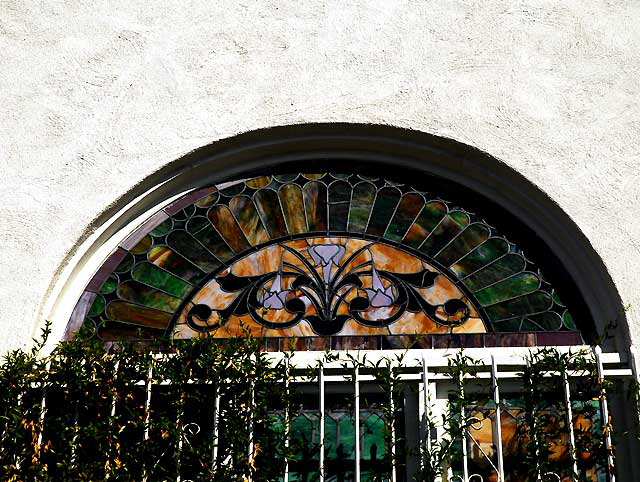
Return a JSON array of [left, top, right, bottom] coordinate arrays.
[[30, 345, 640, 481]]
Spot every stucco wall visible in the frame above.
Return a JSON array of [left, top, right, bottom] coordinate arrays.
[[1, 1, 639, 353]]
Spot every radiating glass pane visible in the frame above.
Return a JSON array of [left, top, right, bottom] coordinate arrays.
[[384, 192, 425, 241], [403, 201, 447, 248], [208, 205, 251, 253], [167, 230, 221, 273], [131, 262, 193, 298], [254, 189, 288, 238], [484, 291, 553, 321], [303, 181, 328, 232], [279, 184, 308, 234], [106, 300, 173, 328], [118, 280, 182, 312], [463, 254, 526, 292], [348, 181, 376, 233], [366, 186, 402, 236], [147, 246, 206, 284], [420, 211, 470, 258], [229, 196, 270, 245], [435, 223, 490, 267], [450, 238, 509, 278], [186, 217, 236, 263], [474, 272, 540, 306]]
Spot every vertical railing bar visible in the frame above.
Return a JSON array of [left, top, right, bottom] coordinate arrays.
[[247, 380, 255, 482], [594, 346, 615, 482], [459, 369, 469, 482], [562, 369, 578, 480], [35, 360, 51, 466], [491, 356, 505, 482], [355, 364, 361, 482], [319, 364, 325, 482], [176, 392, 185, 482], [418, 356, 428, 472], [15, 391, 24, 471], [526, 358, 542, 482], [142, 358, 154, 482], [283, 360, 290, 482], [105, 359, 119, 480], [211, 382, 221, 472], [389, 364, 397, 482]]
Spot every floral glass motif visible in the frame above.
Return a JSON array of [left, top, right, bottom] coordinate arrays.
[[71, 172, 578, 341]]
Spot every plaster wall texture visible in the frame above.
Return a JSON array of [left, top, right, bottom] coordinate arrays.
[[0, 1, 639, 353]]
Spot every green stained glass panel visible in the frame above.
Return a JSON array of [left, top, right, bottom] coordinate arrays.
[[361, 412, 386, 461], [208, 205, 251, 253], [167, 231, 221, 273], [366, 187, 401, 236], [435, 223, 490, 267], [420, 211, 470, 258], [150, 218, 173, 237], [348, 182, 376, 233], [131, 262, 192, 298], [384, 192, 425, 241], [254, 189, 288, 238], [474, 272, 540, 306], [329, 202, 349, 231], [147, 246, 206, 284], [229, 196, 270, 245], [114, 253, 134, 273], [279, 184, 307, 234], [552, 290, 566, 307], [463, 254, 526, 292], [403, 201, 447, 248], [563, 311, 576, 330], [450, 238, 509, 278], [106, 300, 172, 328], [186, 217, 235, 263], [328, 180, 351, 203], [491, 318, 524, 331], [303, 181, 328, 232], [118, 280, 183, 312], [99, 275, 118, 294], [525, 312, 563, 331], [484, 291, 553, 321], [88, 295, 105, 317]]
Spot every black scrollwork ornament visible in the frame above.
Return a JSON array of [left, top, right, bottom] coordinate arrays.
[[187, 243, 471, 335]]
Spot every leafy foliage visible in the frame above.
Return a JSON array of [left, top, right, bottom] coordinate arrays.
[[0, 324, 632, 481]]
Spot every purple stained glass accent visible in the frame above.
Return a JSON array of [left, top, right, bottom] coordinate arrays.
[[85, 248, 129, 292], [308, 244, 347, 284]]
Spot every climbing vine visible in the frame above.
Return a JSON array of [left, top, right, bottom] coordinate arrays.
[[0, 324, 636, 481]]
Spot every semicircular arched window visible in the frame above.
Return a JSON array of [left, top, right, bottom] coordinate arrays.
[[68, 171, 582, 348]]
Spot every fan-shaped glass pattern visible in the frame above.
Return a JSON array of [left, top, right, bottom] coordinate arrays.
[[68, 173, 579, 343]]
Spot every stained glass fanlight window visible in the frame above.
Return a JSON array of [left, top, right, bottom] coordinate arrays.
[[68, 172, 581, 347]]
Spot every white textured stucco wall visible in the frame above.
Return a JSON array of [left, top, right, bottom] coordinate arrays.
[[1, 1, 639, 353]]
